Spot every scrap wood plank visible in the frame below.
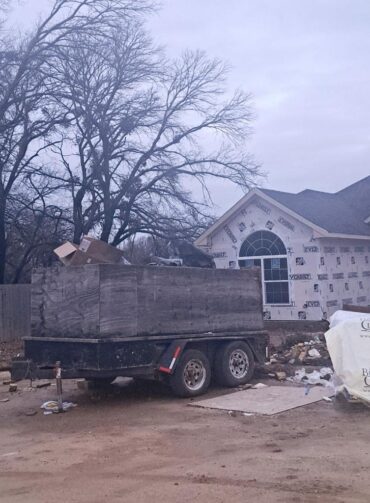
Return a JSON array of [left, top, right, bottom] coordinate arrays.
[[190, 386, 334, 415]]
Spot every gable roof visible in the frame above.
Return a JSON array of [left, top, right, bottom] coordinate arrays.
[[260, 176, 370, 236], [337, 176, 370, 221], [195, 176, 370, 245]]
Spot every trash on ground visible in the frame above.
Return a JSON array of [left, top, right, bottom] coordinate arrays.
[[0, 371, 11, 381], [308, 348, 321, 358], [252, 383, 268, 389], [287, 367, 333, 387], [322, 396, 333, 403], [24, 409, 38, 416], [41, 400, 77, 414], [275, 371, 287, 381], [237, 383, 252, 390], [9, 383, 17, 392], [36, 382, 51, 389], [0, 397, 9, 402]]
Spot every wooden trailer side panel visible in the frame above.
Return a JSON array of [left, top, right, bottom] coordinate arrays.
[[99, 265, 138, 338], [31, 266, 100, 338], [31, 265, 263, 339], [136, 267, 263, 336], [137, 267, 208, 336]]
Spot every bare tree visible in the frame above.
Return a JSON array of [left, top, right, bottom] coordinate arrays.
[[0, 0, 260, 283], [5, 190, 71, 283], [53, 23, 260, 246], [0, 0, 150, 283]]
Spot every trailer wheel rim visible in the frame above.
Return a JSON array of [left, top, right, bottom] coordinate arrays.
[[229, 349, 249, 379], [183, 359, 207, 391]]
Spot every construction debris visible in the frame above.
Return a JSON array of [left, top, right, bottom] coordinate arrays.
[[192, 385, 334, 415], [54, 236, 130, 267], [252, 383, 268, 389], [41, 400, 77, 414], [287, 367, 333, 387], [275, 371, 287, 381], [24, 409, 38, 417], [269, 336, 331, 367], [322, 396, 333, 403], [0, 371, 11, 381], [36, 382, 52, 389]]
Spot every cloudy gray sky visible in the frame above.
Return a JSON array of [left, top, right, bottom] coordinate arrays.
[[12, 0, 370, 214], [149, 1, 370, 205]]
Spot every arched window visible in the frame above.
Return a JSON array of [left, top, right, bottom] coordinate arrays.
[[239, 231, 289, 305], [239, 230, 287, 257]]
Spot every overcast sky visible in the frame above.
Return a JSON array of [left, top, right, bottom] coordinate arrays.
[[149, 1, 370, 206], [12, 1, 370, 214]]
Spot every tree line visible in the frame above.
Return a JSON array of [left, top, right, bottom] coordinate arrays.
[[0, 0, 259, 283]]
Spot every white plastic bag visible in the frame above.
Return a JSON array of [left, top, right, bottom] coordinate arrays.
[[325, 315, 370, 403]]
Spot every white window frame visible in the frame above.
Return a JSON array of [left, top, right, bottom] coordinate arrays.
[[239, 254, 290, 305]]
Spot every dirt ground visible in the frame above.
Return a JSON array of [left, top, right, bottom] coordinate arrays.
[[1, 377, 370, 503]]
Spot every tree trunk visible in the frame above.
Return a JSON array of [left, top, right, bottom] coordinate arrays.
[[100, 207, 114, 243], [0, 198, 7, 284]]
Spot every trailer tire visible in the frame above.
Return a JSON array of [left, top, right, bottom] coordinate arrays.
[[169, 349, 211, 398], [214, 341, 255, 387]]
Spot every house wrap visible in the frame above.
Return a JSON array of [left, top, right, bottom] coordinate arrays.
[[195, 176, 370, 321]]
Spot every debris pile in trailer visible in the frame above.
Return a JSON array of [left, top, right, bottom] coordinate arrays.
[[54, 236, 130, 266]]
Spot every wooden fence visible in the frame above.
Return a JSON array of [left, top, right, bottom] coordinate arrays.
[[0, 285, 31, 341]]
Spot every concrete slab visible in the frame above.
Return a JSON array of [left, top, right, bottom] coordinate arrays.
[[191, 385, 333, 415]]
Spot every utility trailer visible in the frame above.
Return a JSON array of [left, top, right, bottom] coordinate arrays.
[[12, 264, 268, 397]]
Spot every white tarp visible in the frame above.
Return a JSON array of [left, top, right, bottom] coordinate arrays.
[[329, 309, 369, 329], [325, 312, 370, 403]]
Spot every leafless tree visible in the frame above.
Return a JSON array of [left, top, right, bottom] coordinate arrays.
[[5, 190, 71, 283], [0, 0, 150, 283], [53, 23, 260, 246], [1, 0, 260, 283]]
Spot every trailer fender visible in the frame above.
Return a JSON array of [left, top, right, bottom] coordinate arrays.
[[248, 338, 270, 365], [158, 340, 188, 375]]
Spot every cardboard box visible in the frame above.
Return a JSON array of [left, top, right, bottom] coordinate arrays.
[[54, 237, 127, 266], [79, 236, 124, 264], [68, 249, 102, 266], [53, 242, 79, 265]]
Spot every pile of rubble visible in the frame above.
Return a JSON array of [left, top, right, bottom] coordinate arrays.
[[269, 335, 331, 367], [261, 335, 333, 384]]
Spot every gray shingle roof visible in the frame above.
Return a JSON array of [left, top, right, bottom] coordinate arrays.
[[260, 176, 370, 236]]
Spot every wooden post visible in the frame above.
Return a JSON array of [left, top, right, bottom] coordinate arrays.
[[55, 361, 64, 413]]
